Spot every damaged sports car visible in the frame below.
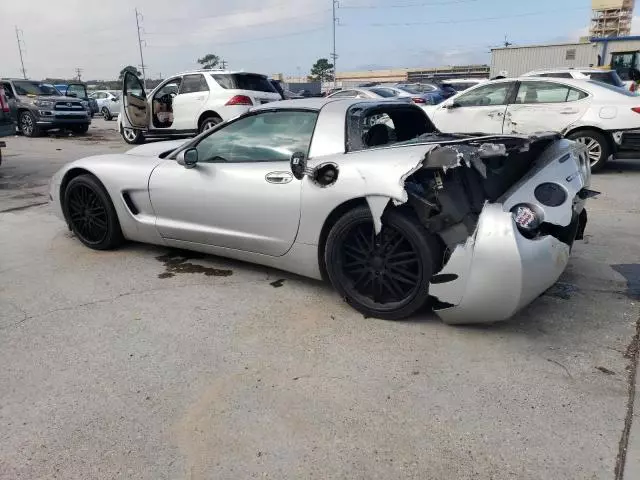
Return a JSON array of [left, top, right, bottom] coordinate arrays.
[[49, 98, 594, 324]]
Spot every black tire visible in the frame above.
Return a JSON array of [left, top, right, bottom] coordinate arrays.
[[19, 111, 41, 137], [566, 130, 610, 172], [101, 107, 112, 121], [71, 124, 90, 135], [325, 206, 440, 320], [63, 174, 124, 250], [199, 115, 222, 134], [121, 127, 145, 144]]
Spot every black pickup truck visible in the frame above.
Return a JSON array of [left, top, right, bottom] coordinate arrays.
[[0, 85, 15, 165]]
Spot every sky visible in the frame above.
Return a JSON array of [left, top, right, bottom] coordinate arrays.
[[0, 0, 635, 80]]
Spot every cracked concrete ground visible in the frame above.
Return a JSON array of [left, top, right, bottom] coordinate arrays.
[[0, 122, 639, 479]]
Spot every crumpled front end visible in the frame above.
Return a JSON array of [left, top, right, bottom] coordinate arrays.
[[424, 138, 591, 324]]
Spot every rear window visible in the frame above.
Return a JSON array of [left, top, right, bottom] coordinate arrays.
[[211, 73, 277, 93], [587, 80, 639, 96], [581, 71, 624, 88]]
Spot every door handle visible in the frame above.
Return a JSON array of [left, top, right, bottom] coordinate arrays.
[[265, 172, 293, 184], [560, 109, 579, 114]]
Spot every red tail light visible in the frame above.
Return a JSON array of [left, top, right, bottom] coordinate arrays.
[[411, 97, 426, 104], [631, 82, 637, 92], [632, 107, 640, 114], [226, 95, 253, 106], [0, 88, 9, 113]]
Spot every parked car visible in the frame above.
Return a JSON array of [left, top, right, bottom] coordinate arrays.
[[0, 78, 91, 137], [422, 76, 640, 171], [118, 70, 282, 144], [65, 83, 98, 117], [326, 87, 404, 100], [90, 90, 120, 120], [389, 83, 447, 104], [522, 68, 626, 89], [50, 98, 592, 324], [441, 78, 488, 92], [0, 86, 16, 165], [363, 85, 440, 105]]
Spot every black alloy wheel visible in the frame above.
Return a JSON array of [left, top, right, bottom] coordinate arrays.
[[20, 111, 41, 137], [64, 175, 123, 250], [325, 206, 439, 320]]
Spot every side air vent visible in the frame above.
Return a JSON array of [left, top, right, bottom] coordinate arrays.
[[122, 192, 139, 215]]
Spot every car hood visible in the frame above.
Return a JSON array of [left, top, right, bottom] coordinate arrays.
[[125, 139, 190, 157], [19, 95, 80, 103]]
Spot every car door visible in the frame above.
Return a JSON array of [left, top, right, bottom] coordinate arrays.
[[148, 109, 318, 256], [1, 82, 18, 122], [121, 71, 149, 130], [504, 80, 590, 135], [171, 74, 210, 131], [428, 81, 516, 134]]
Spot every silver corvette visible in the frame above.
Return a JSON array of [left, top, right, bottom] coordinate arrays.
[[50, 98, 593, 324]]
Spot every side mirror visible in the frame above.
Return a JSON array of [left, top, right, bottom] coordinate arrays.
[[290, 151, 307, 180], [181, 148, 198, 168]]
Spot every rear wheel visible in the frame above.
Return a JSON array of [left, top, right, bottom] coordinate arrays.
[[325, 206, 440, 320], [122, 127, 144, 144], [199, 115, 222, 134], [102, 107, 112, 121], [64, 174, 124, 250], [567, 130, 610, 172], [20, 111, 41, 137]]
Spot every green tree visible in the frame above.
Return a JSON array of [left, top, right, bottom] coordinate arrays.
[[118, 65, 141, 80], [197, 54, 220, 69], [309, 58, 334, 82]]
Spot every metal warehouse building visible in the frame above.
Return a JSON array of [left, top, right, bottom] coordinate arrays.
[[491, 36, 640, 77]]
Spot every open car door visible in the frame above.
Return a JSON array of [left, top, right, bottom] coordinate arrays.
[[122, 72, 148, 129]]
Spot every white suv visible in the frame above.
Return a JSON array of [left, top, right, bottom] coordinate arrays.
[[118, 70, 282, 144]]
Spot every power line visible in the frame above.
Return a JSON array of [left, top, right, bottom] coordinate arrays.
[[358, 6, 589, 26], [135, 7, 147, 88], [340, 0, 478, 9], [15, 26, 26, 79]]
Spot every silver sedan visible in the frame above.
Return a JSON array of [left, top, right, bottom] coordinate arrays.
[[50, 98, 593, 324]]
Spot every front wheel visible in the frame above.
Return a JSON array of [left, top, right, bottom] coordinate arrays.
[[102, 107, 112, 121], [64, 174, 124, 250], [325, 206, 440, 320], [122, 127, 144, 144], [71, 124, 89, 135], [566, 130, 610, 172], [20, 111, 41, 137]]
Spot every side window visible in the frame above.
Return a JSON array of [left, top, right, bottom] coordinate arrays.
[[124, 73, 146, 99], [515, 82, 586, 104], [179, 74, 209, 94], [538, 72, 573, 79], [362, 113, 396, 148], [194, 111, 318, 163], [455, 83, 512, 107], [2, 83, 14, 99], [155, 78, 181, 97]]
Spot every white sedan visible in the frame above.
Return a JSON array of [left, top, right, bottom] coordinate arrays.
[[89, 90, 120, 120], [423, 77, 640, 171]]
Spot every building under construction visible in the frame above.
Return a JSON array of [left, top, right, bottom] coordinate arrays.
[[590, 0, 636, 37]]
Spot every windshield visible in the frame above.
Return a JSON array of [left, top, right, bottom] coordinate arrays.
[[582, 71, 625, 88], [211, 73, 277, 93], [13, 81, 60, 96]]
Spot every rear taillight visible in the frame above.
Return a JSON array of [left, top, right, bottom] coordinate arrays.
[[631, 83, 637, 92], [225, 95, 253, 106], [632, 107, 640, 114], [411, 97, 426, 104], [0, 88, 9, 113]]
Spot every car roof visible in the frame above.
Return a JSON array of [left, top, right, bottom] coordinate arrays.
[[525, 68, 613, 74], [172, 69, 268, 77], [250, 98, 413, 112]]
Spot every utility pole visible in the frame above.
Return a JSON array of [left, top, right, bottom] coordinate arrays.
[[220, 59, 228, 70], [331, 0, 339, 88], [75, 68, 83, 81], [15, 26, 27, 79], [135, 8, 147, 88]]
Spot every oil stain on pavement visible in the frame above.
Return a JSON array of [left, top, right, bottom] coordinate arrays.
[[156, 250, 233, 279], [611, 264, 640, 300]]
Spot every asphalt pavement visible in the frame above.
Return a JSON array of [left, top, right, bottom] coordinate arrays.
[[0, 118, 639, 479]]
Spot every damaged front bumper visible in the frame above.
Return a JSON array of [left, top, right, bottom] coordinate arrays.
[[429, 140, 591, 324]]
